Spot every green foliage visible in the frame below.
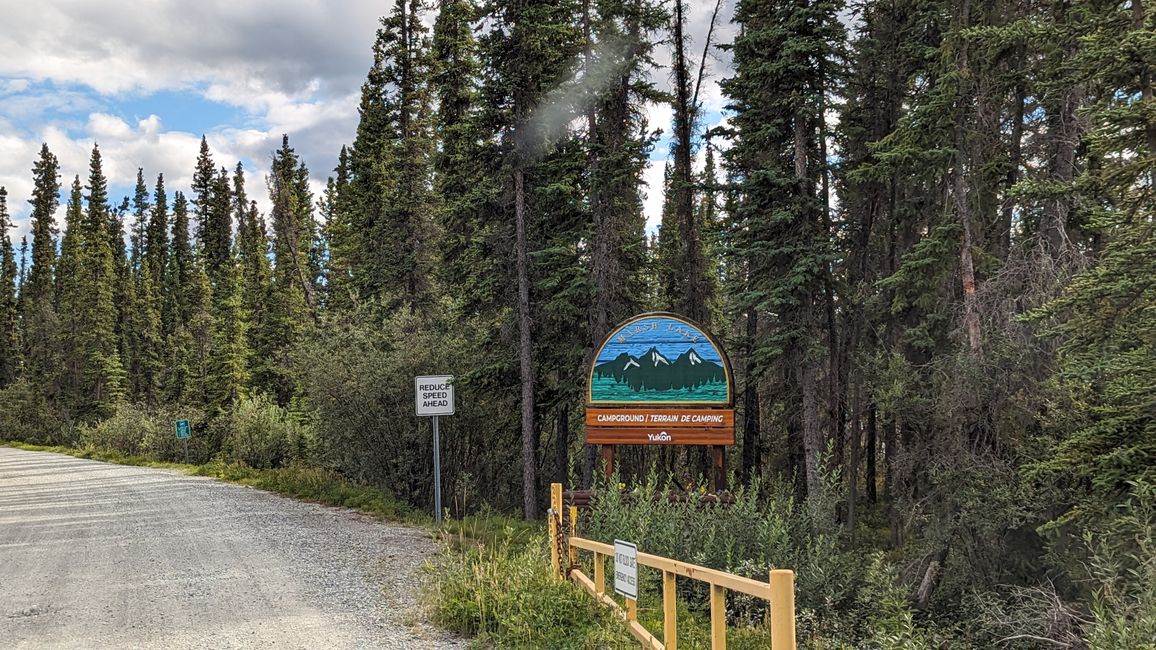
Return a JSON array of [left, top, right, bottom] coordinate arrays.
[[222, 394, 315, 470], [429, 534, 634, 649], [78, 402, 207, 463], [294, 301, 521, 512], [580, 472, 922, 645], [1082, 481, 1156, 650], [0, 379, 72, 445]]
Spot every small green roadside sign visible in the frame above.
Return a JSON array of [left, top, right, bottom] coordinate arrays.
[[175, 419, 191, 439]]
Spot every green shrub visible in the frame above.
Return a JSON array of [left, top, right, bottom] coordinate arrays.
[[1084, 481, 1156, 650], [77, 403, 205, 462], [429, 534, 633, 649], [222, 395, 316, 469]]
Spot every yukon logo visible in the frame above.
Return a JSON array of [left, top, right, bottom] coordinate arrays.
[[647, 431, 672, 442]]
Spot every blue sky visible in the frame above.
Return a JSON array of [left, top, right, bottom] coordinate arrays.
[[596, 316, 725, 365], [0, 1, 735, 244]]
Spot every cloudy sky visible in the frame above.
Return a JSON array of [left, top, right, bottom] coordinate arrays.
[[0, 1, 736, 244]]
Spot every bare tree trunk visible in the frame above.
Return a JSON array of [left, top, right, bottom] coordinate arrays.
[[556, 407, 569, 486], [1000, 81, 1024, 263], [514, 123, 538, 519], [847, 375, 861, 538], [954, 131, 982, 354], [670, 0, 710, 325], [866, 404, 877, 503], [741, 309, 760, 484], [794, 113, 823, 502]]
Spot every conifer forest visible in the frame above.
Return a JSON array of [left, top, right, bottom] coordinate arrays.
[[0, 0, 1153, 646]]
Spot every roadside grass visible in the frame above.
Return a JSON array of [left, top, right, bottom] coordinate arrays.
[[1, 440, 419, 524], [427, 533, 636, 649]]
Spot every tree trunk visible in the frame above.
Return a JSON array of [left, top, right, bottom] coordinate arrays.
[[847, 375, 861, 538], [670, 0, 710, 326], [866, 403, 877, 503], [741, 309, 760, 484], [514, 134, 538, 520], [556, 407, 569, 486], [954, 135, 982, 354]]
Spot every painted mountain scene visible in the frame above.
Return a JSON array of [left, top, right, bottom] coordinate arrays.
[[589, 316, 730, 404]]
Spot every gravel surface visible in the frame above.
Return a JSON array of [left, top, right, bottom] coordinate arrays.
[[0, 447, 465, 649]]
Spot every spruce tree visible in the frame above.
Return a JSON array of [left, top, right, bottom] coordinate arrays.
[[190, 137, 232, 292], [484, 0, 582, 518], [22, 144, 61, 401], [235, 161, 271, 386], [0, 187, 19, 386], [79, 145, 126, 415], [261, 135, 316, 403], [349, 0, 436, 307], [721, 0, 845, 499], [57, 176, 85, 409], [130, 168, 150, 273]]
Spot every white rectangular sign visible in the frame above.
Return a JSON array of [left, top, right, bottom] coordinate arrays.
[[614, 539, 638, 600], [415, 375, 455, 416]]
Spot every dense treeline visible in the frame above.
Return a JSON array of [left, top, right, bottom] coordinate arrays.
[[1, 0, 1152, 645]]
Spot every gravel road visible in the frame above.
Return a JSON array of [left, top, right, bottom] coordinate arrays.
[[0, 447, 464, 649]]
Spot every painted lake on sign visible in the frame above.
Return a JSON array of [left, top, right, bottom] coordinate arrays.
[[590, 375, 728, 403]]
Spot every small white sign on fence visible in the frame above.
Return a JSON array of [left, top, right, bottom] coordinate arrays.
[[614, 539, 638, 600]]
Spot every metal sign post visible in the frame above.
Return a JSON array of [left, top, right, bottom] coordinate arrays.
[[415, 375, 454, 524], [432, 415, 441, 524]]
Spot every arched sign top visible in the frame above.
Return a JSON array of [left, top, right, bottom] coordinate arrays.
[[587, 312, 733, 406]]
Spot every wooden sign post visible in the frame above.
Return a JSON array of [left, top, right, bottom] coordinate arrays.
[[585, 312, 735, 491]]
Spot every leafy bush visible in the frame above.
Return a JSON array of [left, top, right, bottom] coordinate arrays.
[[294, 304, 522, 512], [77, 402, 206, 462], [1084, 481, 1156, 650], [429, 534, 633, 649], [582, 471, 863, 617], [222, 395, 316, 469], [578, 470, 951, 646]]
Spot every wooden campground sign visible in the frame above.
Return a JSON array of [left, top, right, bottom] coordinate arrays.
[[585, 312, 735, 487]]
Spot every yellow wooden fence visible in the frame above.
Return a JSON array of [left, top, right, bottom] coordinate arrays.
[[549, 483, 796, 650]]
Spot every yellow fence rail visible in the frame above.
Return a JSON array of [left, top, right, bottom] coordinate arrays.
[[549, 483, 796, 650]]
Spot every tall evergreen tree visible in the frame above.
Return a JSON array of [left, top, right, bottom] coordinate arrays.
[[721, 0, 846, 499], [261, 135, 316, 403], [191, 137, 232, 291], [22, 144, 61, 401], [78, 145, 126, 415], [130, 168, 150, 273], [234, 162, 271, 385], [484, 0, 583, 518], [0, 187, 19, 386], [348, 0, 436, 307]]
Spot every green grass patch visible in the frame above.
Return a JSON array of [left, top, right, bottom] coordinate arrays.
[[427, 534, 635, 649], [2, 441, 418, 524]]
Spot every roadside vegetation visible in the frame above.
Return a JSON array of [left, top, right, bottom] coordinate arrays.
[[0, 0, 1153, 647]]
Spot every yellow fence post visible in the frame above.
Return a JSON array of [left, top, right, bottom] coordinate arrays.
[[663, 570, 678, 650], [550, 483, 562, 577], [769, 570, 796, 650], [594, 551, 605, 595], [568, 505, 578, 568], [710, 583, 726, 650]]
